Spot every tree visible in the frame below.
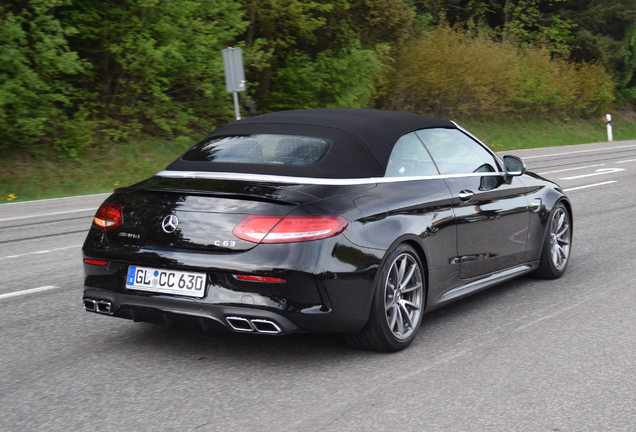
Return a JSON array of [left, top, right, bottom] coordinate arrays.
[[413, 0, 577, 55], [63, 0, 248, 134], [0, 0, 85, 153], [239, 0, 414, 111], [559, 0, 636, 101]]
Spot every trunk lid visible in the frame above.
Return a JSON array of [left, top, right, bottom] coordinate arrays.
[[104, 177, 319, 252]]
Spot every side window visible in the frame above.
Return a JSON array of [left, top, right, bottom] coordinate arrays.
[[415, 129, 500, 175], [385, 132, 439, 177]]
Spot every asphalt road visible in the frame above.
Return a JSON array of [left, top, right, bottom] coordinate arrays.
[[1, 141, 635, 431]]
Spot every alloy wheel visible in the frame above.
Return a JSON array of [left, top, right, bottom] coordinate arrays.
[[549, 207, 571, 271], [384, 252, 424, 340]]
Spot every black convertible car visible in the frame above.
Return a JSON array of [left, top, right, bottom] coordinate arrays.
[[82, 109, 572, 351]]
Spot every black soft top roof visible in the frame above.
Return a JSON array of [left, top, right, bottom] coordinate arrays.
[[166, 108, 456, 179]]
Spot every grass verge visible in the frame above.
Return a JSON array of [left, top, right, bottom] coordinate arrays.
[[1, 136, 196, 204], [1, 117, 635, 204], [463, 117, 636, 151]]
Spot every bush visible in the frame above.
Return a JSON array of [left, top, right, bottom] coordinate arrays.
[[384, 25, 615, 120], [385, 26, 520, 118], [514, 46, 615, 119]]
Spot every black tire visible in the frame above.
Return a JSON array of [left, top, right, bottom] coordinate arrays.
[[346, 244, 425, 352], [533, 202, 572, 279]]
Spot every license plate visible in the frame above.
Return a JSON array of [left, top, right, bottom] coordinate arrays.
[[126, 266, 206, 298]]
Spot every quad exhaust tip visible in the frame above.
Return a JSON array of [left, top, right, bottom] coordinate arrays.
[[83, 299, 282, 333], [83, 298, 113, 315], [226, 316, 283, 334]]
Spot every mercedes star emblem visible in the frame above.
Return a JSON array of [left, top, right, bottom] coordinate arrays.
[[161, 214, 179, 233]]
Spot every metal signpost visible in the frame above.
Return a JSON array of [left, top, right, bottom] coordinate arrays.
[[222, 47, 246, 120]]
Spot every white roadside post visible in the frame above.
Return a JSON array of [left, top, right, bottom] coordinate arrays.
[[222, 47, 246, 120], [606, 113, 613, 142]]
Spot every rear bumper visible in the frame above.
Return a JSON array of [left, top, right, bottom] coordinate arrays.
[[82, 270, 374, 334], [82, 235, 383, 334], [83, 288, 302, 335], [82, 266, 379, 335]]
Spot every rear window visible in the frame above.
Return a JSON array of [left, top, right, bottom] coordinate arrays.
[[181, 134, 331, 166]]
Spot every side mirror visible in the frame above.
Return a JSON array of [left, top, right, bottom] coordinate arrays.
[[503, 155, 526, 184]]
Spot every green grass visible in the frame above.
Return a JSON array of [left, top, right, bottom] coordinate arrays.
[[0, 136, 196, 204], [462, 117, 636, 151], [2, 117, 636, 204]]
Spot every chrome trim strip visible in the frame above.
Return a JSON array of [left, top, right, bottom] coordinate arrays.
[[156, 170, 507, 185], [156, 170, 378, 185]]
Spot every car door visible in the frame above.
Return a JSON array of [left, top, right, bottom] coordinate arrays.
[[415, 128, 530, 279]]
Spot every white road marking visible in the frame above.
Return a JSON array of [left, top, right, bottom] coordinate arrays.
[[0, 192, 109, 206], [537, 164, 606, 175], [616, 158, 636, 164], [0, 244, 83, 260], [522, 143, 636, 159], [0, 208, 97, 223], [560, 168, 625, 180], [563, 181, 617, 192], [0, 285, 59, 300]]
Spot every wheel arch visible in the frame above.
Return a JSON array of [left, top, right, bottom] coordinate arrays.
[[558, 197, 573, 229], [541, 196, 574, 244], [531, 197, 573, 279], [346, 237, 429, 351], [377, 234, 430, 310]]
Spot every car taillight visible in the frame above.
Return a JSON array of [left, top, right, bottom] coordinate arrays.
[[92, 203, 123, 231], [233, 214, 348, 244]]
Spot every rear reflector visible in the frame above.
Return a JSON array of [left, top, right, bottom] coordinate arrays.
[[92, 203, 123, 231], [233, 214, 348, 244], [84, 258, 108, 266], [235, 275, 286, 283]]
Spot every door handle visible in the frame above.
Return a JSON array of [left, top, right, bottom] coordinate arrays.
[[458, 189, 474, 201]]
